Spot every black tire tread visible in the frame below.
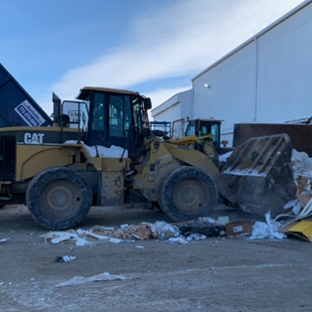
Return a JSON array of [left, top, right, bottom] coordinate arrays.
[[26, 167, 92, 230], [160, 166, 218, 222]]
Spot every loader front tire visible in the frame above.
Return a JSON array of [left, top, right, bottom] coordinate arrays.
[[26, 167, 92, 230], [160, 166, 218, 222]]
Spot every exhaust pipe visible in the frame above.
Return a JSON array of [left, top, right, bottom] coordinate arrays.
[[52, 92, 61, 126]]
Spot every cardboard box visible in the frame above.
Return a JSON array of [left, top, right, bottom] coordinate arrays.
[[278, 219, 312, 242], [225, 220, 253, 237]]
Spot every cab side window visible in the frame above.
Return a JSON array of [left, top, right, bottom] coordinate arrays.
[[109, 95, 131, 137], [211, 124, 219, 146], [92, 93, 105, 131]]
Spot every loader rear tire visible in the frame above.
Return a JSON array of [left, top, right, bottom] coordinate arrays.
[[26, 167, 92, 230], [160, 166, 218, 222]]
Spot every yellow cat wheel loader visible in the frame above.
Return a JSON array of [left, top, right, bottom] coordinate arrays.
[[0, 65, 296, 229]]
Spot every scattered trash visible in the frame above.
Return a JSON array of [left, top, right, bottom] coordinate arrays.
[[55, 255, 76, 262], [280, 149, 312, 222], [56, 272, 133, 287], [0, 282, 4, 286], [217, 216, 230, 226], [291, 149, 312, 177], [151, 221, 180, 239], [166, 237, 188, 245], [0, 238, 9, 243], [226, 221, 253, 237], [92, 225, 114, 231], [283, 199, 302, 216], [201, 217, 215, 223], [186, 233, 207, 241], [132, 223, 153, 240], [43, 229, 111, 246], [44, 213, 312, 246], [177, 220, 224, 237], [44, 221, 181, 245], [41, 219, 252, 246], [250, 212, 285, 240], [109, 238, 123, 244]]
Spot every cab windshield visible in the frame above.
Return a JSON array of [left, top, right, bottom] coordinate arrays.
[[91, 93, 132, 138]]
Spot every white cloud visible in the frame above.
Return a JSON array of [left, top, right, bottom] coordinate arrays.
[[49, 0, 304, 111]]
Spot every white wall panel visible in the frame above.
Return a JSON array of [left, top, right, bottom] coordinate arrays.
[[256, 4, 312, 121], [193, 41, 257, 139], [192, 1, 312, 145]]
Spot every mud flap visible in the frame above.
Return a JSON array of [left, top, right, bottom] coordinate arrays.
[[221, 134, 297, 217]]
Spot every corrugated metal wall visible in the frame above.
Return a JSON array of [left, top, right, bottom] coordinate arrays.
[[193, 41, 257, 142], [256, 3, 312, 122], [192, 1, 312, 145]]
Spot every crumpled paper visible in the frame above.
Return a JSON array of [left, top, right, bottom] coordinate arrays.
[[250, 212, 285, 240]]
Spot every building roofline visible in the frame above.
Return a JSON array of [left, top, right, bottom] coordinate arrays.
[[150, 94, 178, 113], [192, 0, 312, 81], [150, 89, 191, 113]]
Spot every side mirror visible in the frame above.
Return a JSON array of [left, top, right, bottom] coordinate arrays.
[[144, 98, 152, 110]]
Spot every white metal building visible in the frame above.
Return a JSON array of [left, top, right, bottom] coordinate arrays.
[[151, 89, 192, 121], [152, 0, 312, 145]]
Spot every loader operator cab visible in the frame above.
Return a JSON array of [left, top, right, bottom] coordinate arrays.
[[172, 118, 222, 149], [76, 87, 152, 159], [184, 118, 221, 148]]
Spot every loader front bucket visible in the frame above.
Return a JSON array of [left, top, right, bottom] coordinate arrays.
[[221, 133, 297, 217]]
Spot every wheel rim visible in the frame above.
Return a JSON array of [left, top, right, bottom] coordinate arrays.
[[172, 178, 208, 215], [39, 179, 83, 221]]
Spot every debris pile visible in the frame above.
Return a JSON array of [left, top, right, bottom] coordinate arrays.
[[43, 219, 226, 246], [45, 216, 308, 246], [263, 149, 312, 242], [285, 149, 312, 220]]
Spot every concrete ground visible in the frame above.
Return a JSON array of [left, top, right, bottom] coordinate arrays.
[[0, 204, 311, 312]]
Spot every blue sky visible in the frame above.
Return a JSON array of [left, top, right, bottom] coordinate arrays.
[[0, 0, 304, 115]]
